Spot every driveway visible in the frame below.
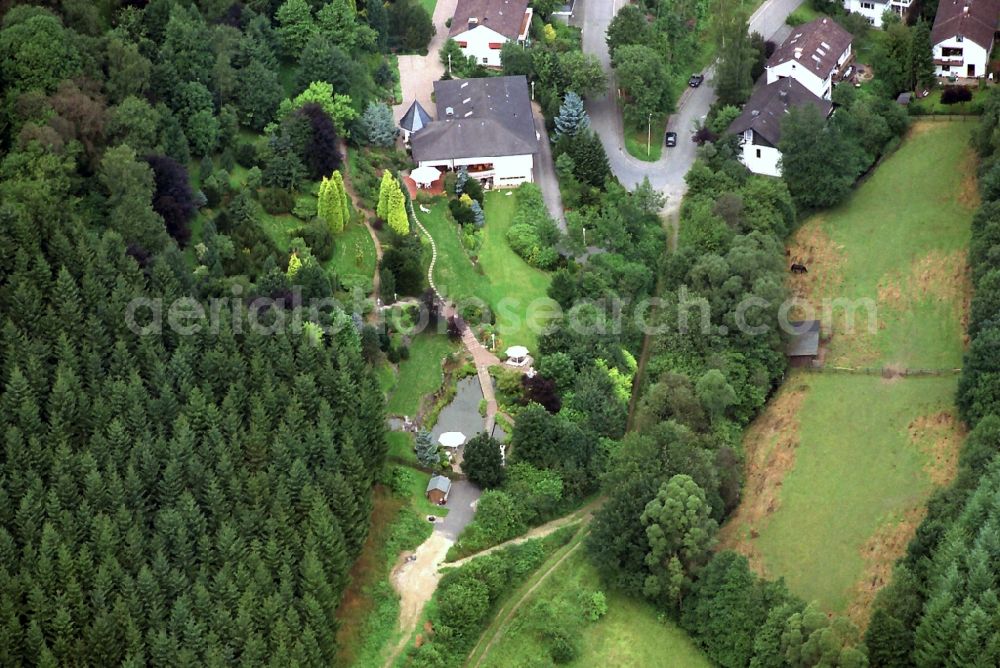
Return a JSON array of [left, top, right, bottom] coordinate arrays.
[[576, 0, 805, 213], [434, 478, 480, 540], [532, 102, 566, 228], [394, 0, 459, 123]]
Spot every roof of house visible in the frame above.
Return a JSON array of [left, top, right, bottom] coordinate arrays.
[[728, 78, 833, 147], [426, 475, 452, 494], [410, 76, 539, 162], [931, 0, 1000, 50], [767, 17, 853, 78], [449, 0, 531, 39], [787, 320, 821, 357], [400, 100, 433, 133]]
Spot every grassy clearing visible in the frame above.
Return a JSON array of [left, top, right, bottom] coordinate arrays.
[[384, 333, 457, 416], [909, 88, 988, 115], [334, 487, 432, 668], [386, 431, 418, 466], [721, 373, 962, 616], [419, 191, 553, 351], [477, 546, 711, 668], [788, 120, 976, 369], [722, 121, 973, 623]]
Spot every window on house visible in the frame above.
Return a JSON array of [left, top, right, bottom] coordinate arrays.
[[488, 42, 503, 49], [457, 41, 468, 47], [756, 149, 762, 159], [860, 2, 875, 9], [867, 17, 874, 24], [957, 35, 964, 42], [482, 57, 488, 64], [943, 47, 963, 57]]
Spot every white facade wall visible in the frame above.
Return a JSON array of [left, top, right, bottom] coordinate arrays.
[[934, 36, 990, 78], [739, 131, 782, 177], [417, 153, 535, 186], [452, 25, 507, 67], [844, 0, 888, 26], [843, 0, 913, 27], [766, 62, 830, 99]]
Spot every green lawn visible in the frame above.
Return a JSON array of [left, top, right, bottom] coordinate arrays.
[[386, 431, 418, 466], [909, 88, 987, 115], [328, 222, 378, 281], [419, 191, 554, 351], [786, 4, 822, 26], [729, 373, 959, 613], [624, 114, 667, 162], [384, 333, 457, 417], [791, 120, 975, 369], [479, 548, 710, 668], [723, 121, 973, 619], [418, 0, 437, 19]]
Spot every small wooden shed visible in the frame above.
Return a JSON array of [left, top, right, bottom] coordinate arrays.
[[426, 475, 452, 505], [787, 320, 821, 367]]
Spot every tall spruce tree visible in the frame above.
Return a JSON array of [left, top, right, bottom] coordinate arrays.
[[554, 91, 590, 138]]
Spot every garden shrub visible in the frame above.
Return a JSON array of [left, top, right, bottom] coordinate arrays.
[[506, 184, 561, 270], [292, 195, 318, 220], [260, 187, 295, 214]]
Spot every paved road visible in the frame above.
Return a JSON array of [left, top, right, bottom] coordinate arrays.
[[435, 478, 480, 540], [576, 0, 805, 213]]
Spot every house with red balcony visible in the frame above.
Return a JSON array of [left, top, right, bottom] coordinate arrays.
[[449, 0, 532, 68]]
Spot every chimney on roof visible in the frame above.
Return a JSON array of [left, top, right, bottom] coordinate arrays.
[[751, 109, 760, 117], [468, 17, 478, 28], [963, 4, 969, 12], [779, 89, 789, 102]]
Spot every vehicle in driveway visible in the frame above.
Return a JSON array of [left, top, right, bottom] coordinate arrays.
[[688, 73, 705, 87], [664, 131, 677, 147]]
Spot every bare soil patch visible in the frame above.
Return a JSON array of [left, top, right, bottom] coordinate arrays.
[[716, 381, 810, 575], [787, 221, 846, 316], [848, 506, 926, 630], [908, 410, 965, 486]]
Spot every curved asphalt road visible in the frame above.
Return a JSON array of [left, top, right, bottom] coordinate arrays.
[[576, 0, 805, 214]]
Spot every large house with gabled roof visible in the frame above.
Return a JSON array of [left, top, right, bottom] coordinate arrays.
[[931, 0, 1000, 79], [405, 76, 540, 188], [765, 17, 853, 100]]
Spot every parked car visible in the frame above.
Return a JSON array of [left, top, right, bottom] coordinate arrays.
[[664, 131, 677, 147], [688, 73, 705, 87]]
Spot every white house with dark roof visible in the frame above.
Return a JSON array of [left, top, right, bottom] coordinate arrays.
[[450, 0, 533, 68], [931, 0, 1000, 78], [765, 17, 853, 100], [728, 78, 834, 177], [407, 76, 539, 188]]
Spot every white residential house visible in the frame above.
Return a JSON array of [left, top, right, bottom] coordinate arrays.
[[449, 0, 533, 68], [931, 0, 1000, 79], [765, 17, 853, 100], [407, 76, 540, 188], [728, 78, 834, 177], [842, 0, 914, 27]]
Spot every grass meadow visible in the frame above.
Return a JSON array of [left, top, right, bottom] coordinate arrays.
[[478, 547, 711, 668], [722, 121, 974, 623]]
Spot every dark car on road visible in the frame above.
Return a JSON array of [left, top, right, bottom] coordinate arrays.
[[664, 131, 677, 147], [688, 73, 705, 87]]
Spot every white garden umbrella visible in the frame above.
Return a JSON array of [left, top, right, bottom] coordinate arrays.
[[438, 432, 466, 449], [411, 165, 440, 185], [505, 345, 529, 365]]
